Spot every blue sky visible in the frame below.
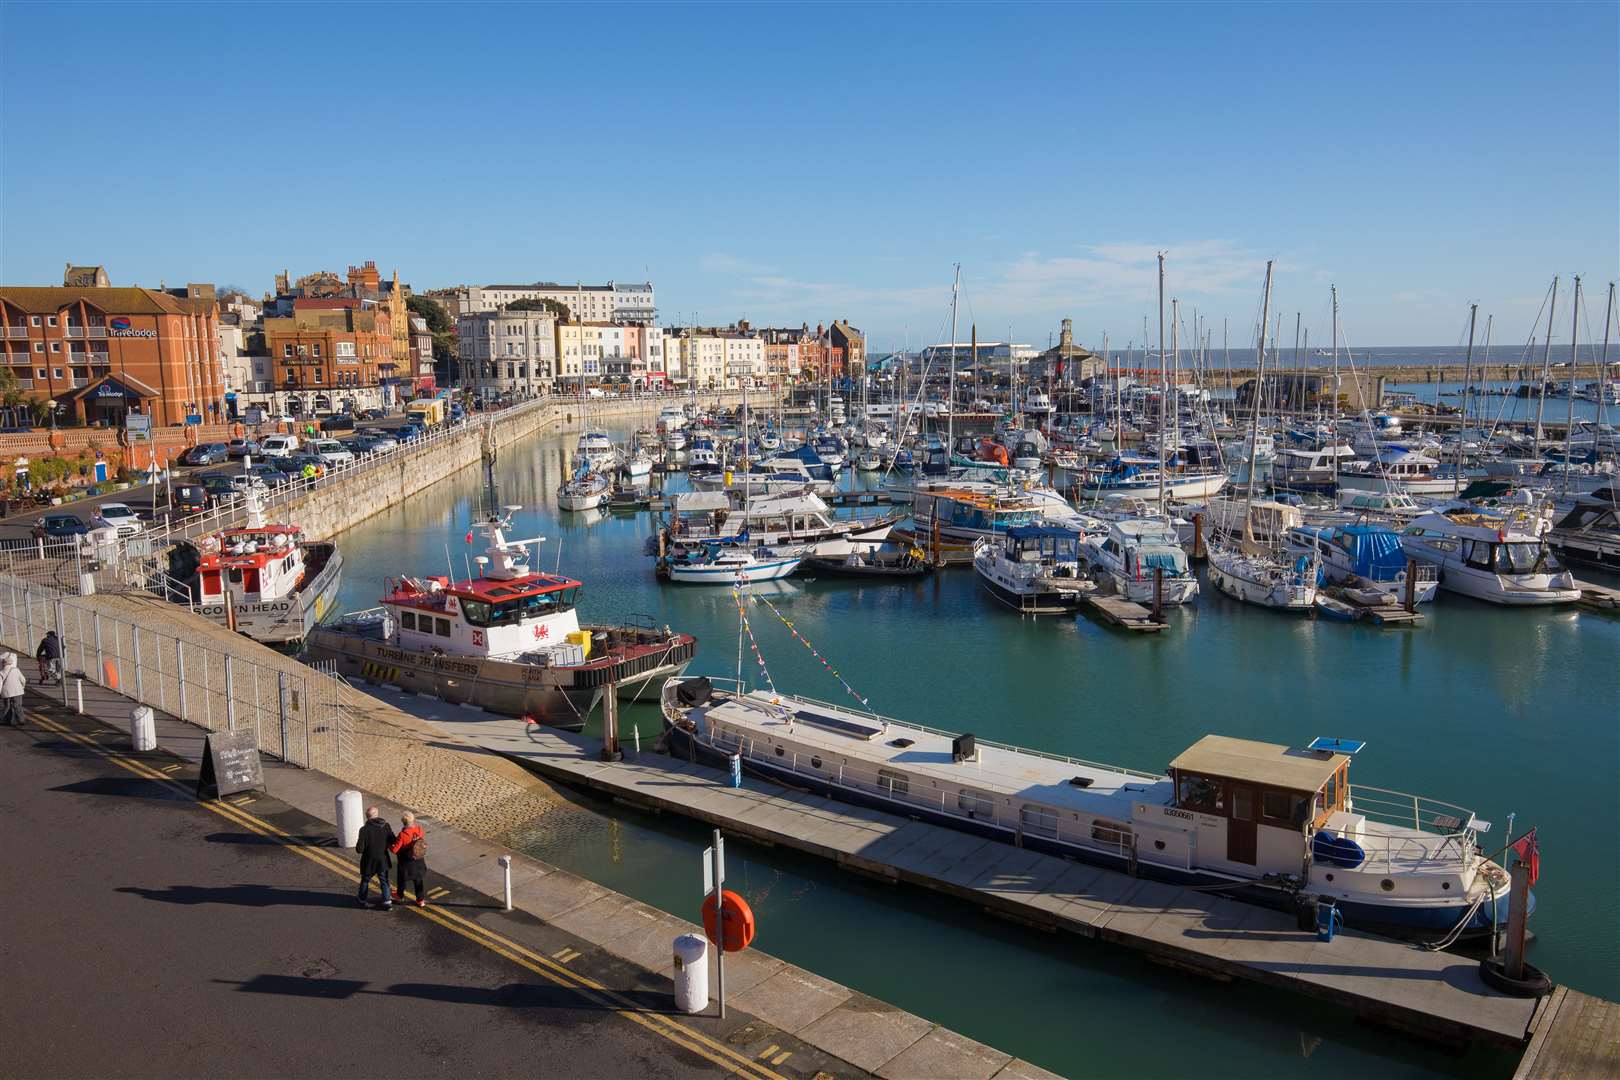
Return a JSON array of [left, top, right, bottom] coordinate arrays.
[[2, 1, 1615, 350]]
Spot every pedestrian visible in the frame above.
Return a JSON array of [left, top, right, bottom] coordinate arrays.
[[355, 806, 395, 909], [1, 653, 26, 727], [35, 630, 61, 684], [389, 810, 428, 906]]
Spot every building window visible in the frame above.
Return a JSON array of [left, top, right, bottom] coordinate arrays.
[[313, 371, 322, 384], [36, 368, 46, 380], [53, 368, 64, 379], [32, 342, 42, 352], [283, 344, 293, 357], [47, 316, 57, 327], [50, 343, 60, 353], [312, 344, 321, 358], [30, 316, 40, 327]]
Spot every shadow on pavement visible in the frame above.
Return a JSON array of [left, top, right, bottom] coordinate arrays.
[[116, 883, 352, 908], [51, 777, 191, 801], [221, 973, 667, 1012]]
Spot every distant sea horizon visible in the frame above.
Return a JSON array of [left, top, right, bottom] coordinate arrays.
[[878, 344, 1616, 368]]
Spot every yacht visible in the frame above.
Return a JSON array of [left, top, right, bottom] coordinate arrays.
[[972, 525, 1093, 613], [658, 405, 687, 433], [659, 541, 802, 584], [663, 682, 1522, 940], [1083, 519, 1199, 604], [1400, 509, 1580, 605], [1285, 523, 1439, 603], [306, 512, 695, 728], [1337, 448, 1456, 497], [557, 467, 611, 512], [1337, 488, 1429, 520], [1271, 446, 1358, 494], [660, 490, 898, 558], [574, 431, 620, 472], [663, 427, 689, 452], [907, 486, 1044, 544], [1547, 487, 1620, 569], [1207, 540, 1319, 611], [623, 448, 653, 480], [1024, 388, 1054, 418], [1079, 456, 1228, 501], [166, 485, 342, 645]]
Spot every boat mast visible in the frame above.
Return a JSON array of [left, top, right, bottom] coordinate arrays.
[[1533, 275, 1559, 458], [1245, 261, 1274, 510], [1453, 303, 1477, 499], [1330, 286, 1340, 488], [1599, 282, 1615, 437], [1564, 276, 1581, 497], [947, 264, 960, 451], [1157, 252, 1167, 511], [1170, 296, 1181, 488]]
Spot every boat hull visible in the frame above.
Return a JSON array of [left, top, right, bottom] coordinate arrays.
[[193, 542, 344, 645], [663, 556, 801, 584], [305, 625, 696, 730], [662, 722, 1517, 939], [1208, 555, 1317, 610]]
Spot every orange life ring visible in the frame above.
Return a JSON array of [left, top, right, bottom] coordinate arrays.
[[701, 889, 755, 952]]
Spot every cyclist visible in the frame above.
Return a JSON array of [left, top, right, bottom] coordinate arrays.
[[35, 630, 62, 685]]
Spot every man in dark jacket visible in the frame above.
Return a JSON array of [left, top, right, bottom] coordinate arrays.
[[35, 631, 61, 684], [355, 806, 396, 909]]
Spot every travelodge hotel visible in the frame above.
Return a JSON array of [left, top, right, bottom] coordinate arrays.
[[0, 279, 225, 427]]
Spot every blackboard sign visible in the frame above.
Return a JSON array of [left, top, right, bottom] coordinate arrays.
[[197, 730, 265, 800]]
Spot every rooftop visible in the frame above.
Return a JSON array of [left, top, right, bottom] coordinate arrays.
[[1169, 734, 1347, 792]]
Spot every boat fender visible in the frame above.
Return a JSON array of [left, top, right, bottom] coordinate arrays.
[[1478, 957, 1553, 998]]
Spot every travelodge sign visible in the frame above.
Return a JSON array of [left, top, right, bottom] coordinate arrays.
[[109, 317, 155, 339]]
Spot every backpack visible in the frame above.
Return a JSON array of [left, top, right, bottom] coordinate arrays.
[[408, 833, 426, 861]]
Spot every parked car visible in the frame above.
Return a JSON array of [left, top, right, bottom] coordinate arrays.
[[321, 413, 357, 433], [397, 423, 425, 443], [200, 472, 251, 499], [92, 502, 144, 537], [344, 435, 381, 454], [364, 432, 399, 452], [226, 439, 261, 459], [284, 454, 328, 480], [260, 434, 300, 458], [169, 483, 210, 513], [32, 514, 88, 541], [245, 464, 293, 488], [307, 438, 355, 466], [178, 442, 228, 466], [358, 407, 385, 421]]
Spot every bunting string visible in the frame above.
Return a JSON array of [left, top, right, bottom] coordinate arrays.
[[731, 585, 778, 702], [750, 592, 877, 717]]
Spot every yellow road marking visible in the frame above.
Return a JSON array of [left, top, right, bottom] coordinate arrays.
[[428, 886, 450, 899], [160, 763, 183, 773], [233, 797, 257, 806], [760, 1044, 781, 1060], [27, 713, 789, 1080], [772, 1052, 791, 1066]]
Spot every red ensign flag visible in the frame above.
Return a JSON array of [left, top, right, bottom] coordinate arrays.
[[1510, 827, 1540, 887]]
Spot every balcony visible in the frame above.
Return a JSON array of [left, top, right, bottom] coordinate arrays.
[[5, 327, 27, 339], [64, 326, 85, 338], [87, 351, 109, 363]]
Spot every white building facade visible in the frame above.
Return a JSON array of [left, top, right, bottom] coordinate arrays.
[[457, 309, 557, 399], [441, 281, 655, 325]]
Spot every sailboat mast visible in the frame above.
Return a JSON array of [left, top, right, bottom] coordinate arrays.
[[1246, 262, 1274, 508], [1330, 286, 1340, 486], [1454, 303, 1477, 498], [1564, 276, 1581, 497], [1533, 275, 1559, 456], [947, 264, 960, 450], [1599, 282, 1615, 435], [1157, 253, 1167, 510], [1170, 297, 1181, 482]]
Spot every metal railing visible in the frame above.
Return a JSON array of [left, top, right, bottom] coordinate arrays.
[[0, 571, 352, 771]]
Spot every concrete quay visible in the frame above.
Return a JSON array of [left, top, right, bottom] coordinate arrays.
[[428, 715, 1572, 1056], [7, 623, 1055, 1079]]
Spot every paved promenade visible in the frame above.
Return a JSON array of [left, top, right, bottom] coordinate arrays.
[[4, 682, 1054, 1080]]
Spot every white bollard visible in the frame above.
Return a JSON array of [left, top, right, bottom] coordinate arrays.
[[336, 789, 364, 850], [672, 934, 710, 1015], [75, 678, 84, 715], [499, 854, 513, 911], [129, 705, 156, 751]]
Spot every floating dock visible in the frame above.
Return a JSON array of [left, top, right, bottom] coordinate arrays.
[[1574, 579, 1620, 614], [1315, 590, 1426, 627], [422, 715, 1544, 1053], [1082, 594, 1168, 632], [1513, 987, 1620, 1078]]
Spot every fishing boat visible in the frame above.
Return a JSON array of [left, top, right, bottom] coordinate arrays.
[[972, 525, 1093, 613], [662, 681, 1524, 939], [803, 540, 933, 578], [1080, 519, 1193, 603], [557, 467, 611, 512], [658, 541, 803, 584], [1285, 523, 1439, 603], [1399, 509, 1580, 605], [685, 434, 723, 476], [1546, 486, 1620, 569], [306, 512, 696, 729], [166, 484, 342, 645]]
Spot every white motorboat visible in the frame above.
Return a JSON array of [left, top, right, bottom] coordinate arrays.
[[661, 490, 898, 558], [623, 448, 653, 479], [972, 525, 1093, 613], [663, 682, 1522, 940], [557, 468, 611, 512], [1336, 488, 1429, 520], [663, 428, 689, 452], [1547, 486, 1620, 569], [1337, 448, 1457, 497], [1083, 518, 1199, 604], [685, 435, 723, 476], [855, 449, 882, 472], [1400, 509, 1580, 605], [660, 542, 803, 584], [575, 431, 620, 472]]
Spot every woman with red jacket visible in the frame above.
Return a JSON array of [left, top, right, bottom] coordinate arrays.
[[389, 811, 428, 906]]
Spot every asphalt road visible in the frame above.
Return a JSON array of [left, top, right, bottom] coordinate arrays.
[[0, 708, 768, 1080]]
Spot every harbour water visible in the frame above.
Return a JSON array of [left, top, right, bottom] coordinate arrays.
[[329, 414, 1618, 1080]]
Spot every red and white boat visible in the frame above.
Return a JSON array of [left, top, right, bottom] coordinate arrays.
[[305, 510, 697, 729], [169, 486, 342, 645]]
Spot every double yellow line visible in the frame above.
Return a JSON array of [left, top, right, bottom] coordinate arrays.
[[28, 712, 788, 1080]]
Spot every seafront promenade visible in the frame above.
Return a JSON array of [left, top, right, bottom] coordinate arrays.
[[2, 641, 1055, 1079]]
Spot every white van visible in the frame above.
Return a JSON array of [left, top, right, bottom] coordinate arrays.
[[260, 434, 300, 458]]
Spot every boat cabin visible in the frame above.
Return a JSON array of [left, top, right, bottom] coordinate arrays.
[[1162, 735, 1351, 872], [382, 572, 583, 659], [998, 525, 1083, 566], [194, 524, 308, 609]]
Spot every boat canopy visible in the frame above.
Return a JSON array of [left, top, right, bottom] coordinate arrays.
[[1171, 734, 1349, 793], [1337, 524, 1407, 578], [1005, 525, 1082, 542], [673, 492, 731, 513]]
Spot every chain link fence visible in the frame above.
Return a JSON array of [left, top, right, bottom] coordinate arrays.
[[0, 572, 352, 771]]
